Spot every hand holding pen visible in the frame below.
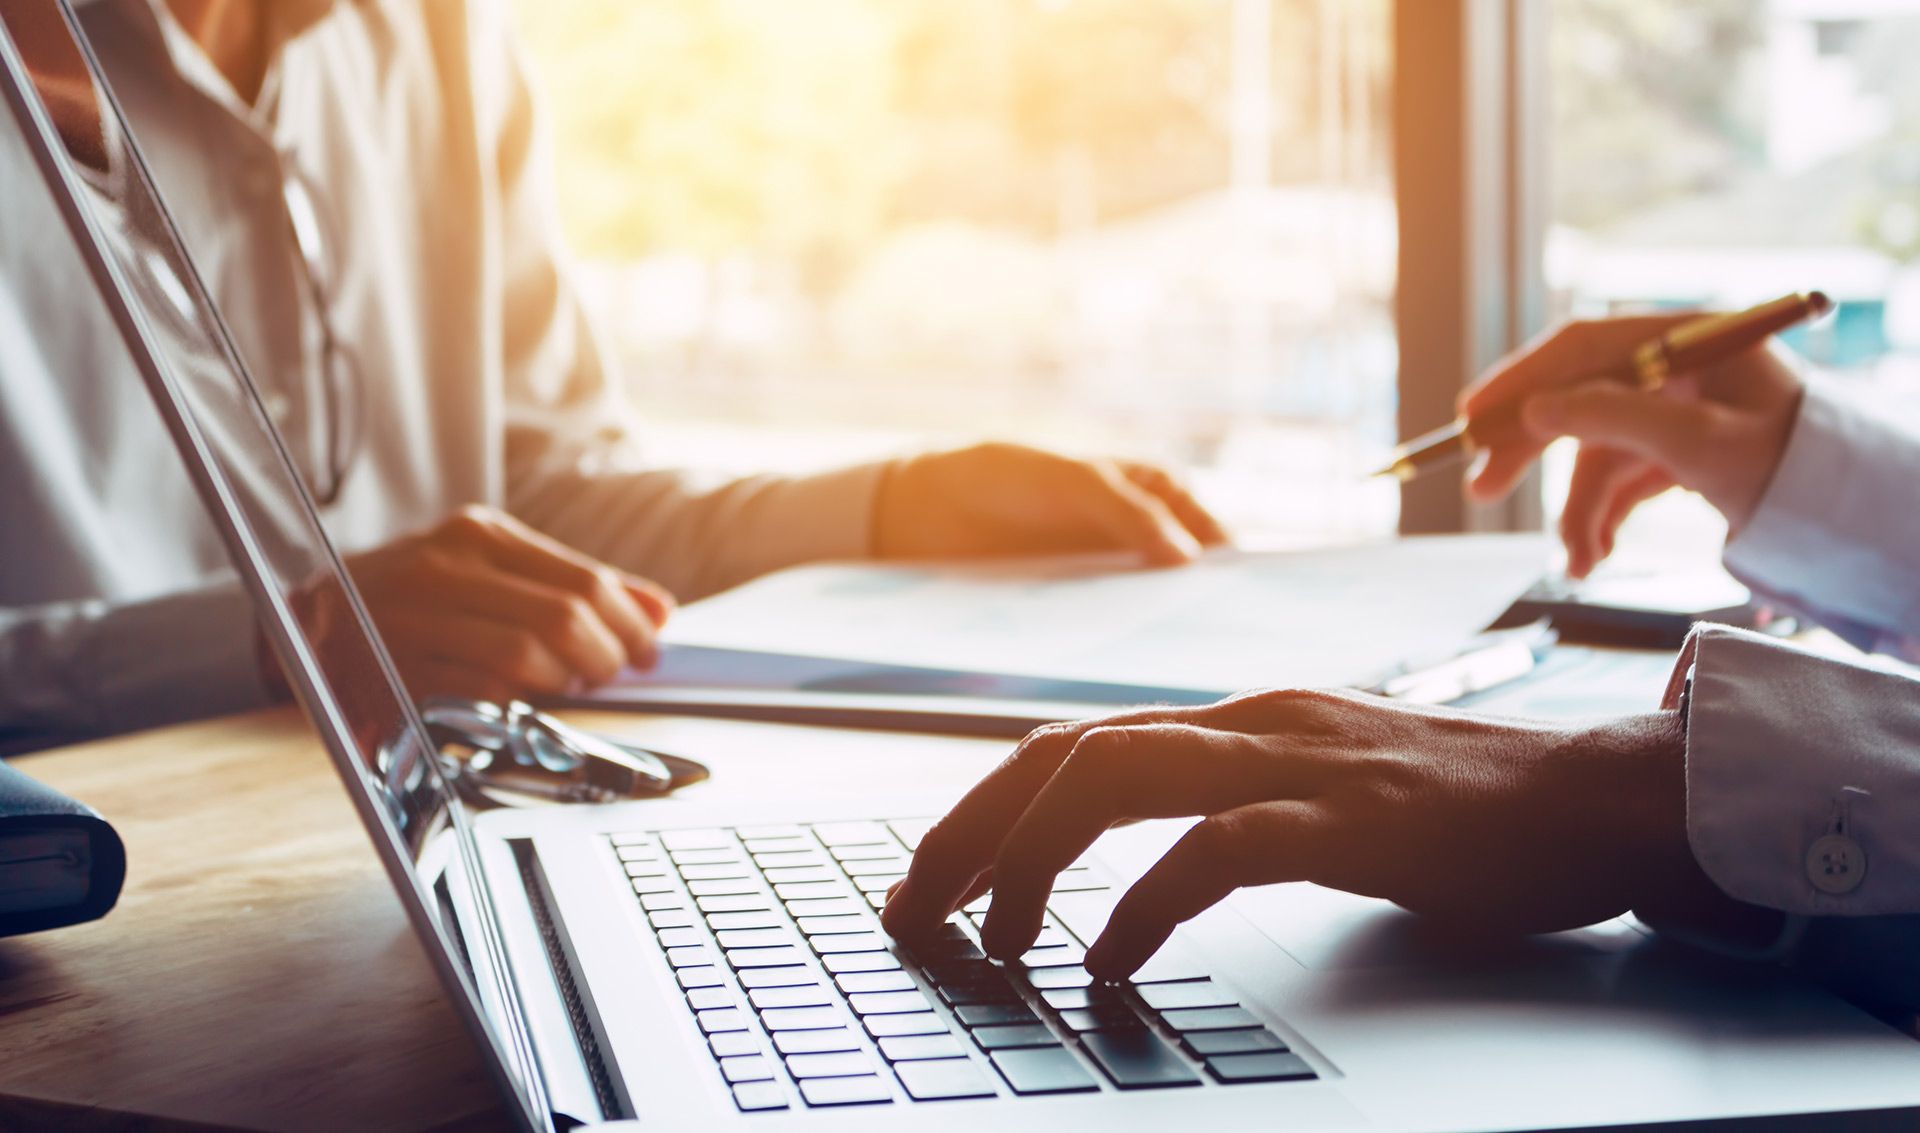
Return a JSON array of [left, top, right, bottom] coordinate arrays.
[[1378, 292, 1828, 578]]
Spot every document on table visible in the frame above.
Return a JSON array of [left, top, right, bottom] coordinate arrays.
[[586, 535, 1549, 705]]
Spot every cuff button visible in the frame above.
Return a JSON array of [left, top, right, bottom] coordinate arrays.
[[1806, 834, 1867, 896]]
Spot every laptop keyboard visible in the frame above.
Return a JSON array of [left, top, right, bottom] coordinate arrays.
[[611, 818, 1318, 1112]]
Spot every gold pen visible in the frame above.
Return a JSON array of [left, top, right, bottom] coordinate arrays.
[[1372, 290, 1835, 483]]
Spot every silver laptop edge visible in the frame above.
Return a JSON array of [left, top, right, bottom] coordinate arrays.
[[0, 9, 549, 1131]]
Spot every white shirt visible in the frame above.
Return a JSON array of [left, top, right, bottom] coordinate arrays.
[[1665, 383, 1920, 994], [0, 0, 882, 750]]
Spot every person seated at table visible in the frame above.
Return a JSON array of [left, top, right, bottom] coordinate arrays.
[[884, 313, 1920, 1004], [0, 0, 1226, 753]]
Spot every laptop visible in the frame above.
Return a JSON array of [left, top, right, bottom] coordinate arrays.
[[9, 7, 1920, 1129]]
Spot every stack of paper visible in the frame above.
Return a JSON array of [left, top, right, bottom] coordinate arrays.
[[580, 536, 1548, 714]]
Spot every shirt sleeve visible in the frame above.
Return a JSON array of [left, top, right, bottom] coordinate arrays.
[[1723, 387, 1920, 660], [1667, 624, 1920, 918], [473, 6, 881, 601], [0, 579, 272, 754]]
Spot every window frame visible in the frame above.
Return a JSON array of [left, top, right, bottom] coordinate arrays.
[[1391, 0, 1548, 534]]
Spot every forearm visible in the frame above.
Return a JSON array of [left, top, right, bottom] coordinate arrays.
[[508, 453, 886, 601], [0, 580, 272, 752]]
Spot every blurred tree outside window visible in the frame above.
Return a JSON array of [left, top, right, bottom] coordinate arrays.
[[512, 0, 1396, 543]]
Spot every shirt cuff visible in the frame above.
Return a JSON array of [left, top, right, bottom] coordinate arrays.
[[1676, 624, 1920, 918], [1723, 387, 1920, 649]]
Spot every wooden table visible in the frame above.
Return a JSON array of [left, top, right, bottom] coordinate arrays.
[[0, 707, 1005, 1132]]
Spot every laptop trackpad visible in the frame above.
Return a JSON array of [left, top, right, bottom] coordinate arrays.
[[1234, 882, 1648, 971]]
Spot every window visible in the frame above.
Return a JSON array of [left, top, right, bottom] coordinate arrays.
[[512, 0, 1395, 542], [1547, 0, 1920, 565]]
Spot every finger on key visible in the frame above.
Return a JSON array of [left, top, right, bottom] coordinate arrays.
[[883, 708, 1203, 938], [1085, 800, 1327, 980], [981, 724, 1320, 960]]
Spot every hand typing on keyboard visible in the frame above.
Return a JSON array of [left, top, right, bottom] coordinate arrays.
[[883, 689, 1724, 980]]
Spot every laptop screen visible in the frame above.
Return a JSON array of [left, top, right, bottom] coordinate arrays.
[[0, 7, 543, 1128]]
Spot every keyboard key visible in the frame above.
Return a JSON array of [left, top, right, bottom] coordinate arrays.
[[1026, 966, 1096, 990], [665, 946, 714, 968], [765, 866, 839, 885], [610, 832, 657, 848], [709, 1031, 759, 1058], [784, 1051, 877, 1079], [990, 1048, 1099, 1095], [879, 1034, 967, 1062], [1040, 986, 1127, 1011], [705, 910, 782, 931], [854, 874, 907, 894], [954, 1003, 1039, 1027], [639, 892, 686, 912], [720, 1055, 774, 1083], [776, 881, 852, 901], [750, 984, 834, 1010], [737, 824, 807, 841], [670, 847, 742, 866], [785, 896, 865, 918], [833, 844, 909, 863], [661, 828, 732, 850], [911, 937, 984, 962], [731, 1080, 788, 1112], [716, 927, 799, 950], [745, 837, 813, 855], [1052, 868, 1105, 893], [848, 990, 935, 1015], [971, 1024, 1059, 1050], [648, 909, 696, 930], [686, 986, 737, 1011], [1181, 1028, 1289, 1057], [754, 850, 828, 868], [811, 932, 889, 954], [1018, 945, 1085, 969], [656, 926, 704, 949], [862, 1012, 949, 1038], [797, 915, 871, 936], [629, 876, 676, 895], [760, 1005, 846, 1031], [887, 818, 934, 849], [737, 965, 817, 989], [1056, 1006, 1144, 1033], [689, 878, 761, 897], [1205, 1051, 1316, 1083], [813, 821, 891, 846], [676, 966, 725, 990], [697, 1007, 749, 1034], [798, 1075, 892, 1107], [896, 1058, 998, 1101], [822, 951, 901, 974], [866, 892, 890, 909], [775, 1028, 861, 1055], [1129, 953, 1210, 985], [1138, 981, 1239, 1011], [963, 894, 992, 915], [697, 894, 772, 914], [837, 970, 916, 994], [679, 862, 753, 881], [1046, 891, 1112, 945], [727, 946, 809, 969], [1162, 1007, 1262, 1032], [936, 980, 1020, 1006], [1080, 1031, 1201, 1089]]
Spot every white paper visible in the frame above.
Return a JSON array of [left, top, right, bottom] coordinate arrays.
[[642, 535, 1549, 696]]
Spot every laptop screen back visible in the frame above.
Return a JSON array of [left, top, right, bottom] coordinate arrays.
[[0, 7, 544, 1128]]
